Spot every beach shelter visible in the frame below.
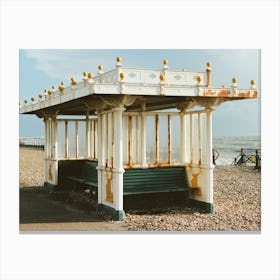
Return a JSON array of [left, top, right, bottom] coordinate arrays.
[[19, 58, 258, 220]]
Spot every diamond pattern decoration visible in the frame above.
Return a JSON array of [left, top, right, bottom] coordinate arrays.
[[148, 73, 157, 79], [174, 75, 182, 80], [128, 72, 136, 78]]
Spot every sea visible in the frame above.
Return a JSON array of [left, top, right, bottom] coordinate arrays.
[[213, 136, 261, 166], [19, 136, 261, 166]]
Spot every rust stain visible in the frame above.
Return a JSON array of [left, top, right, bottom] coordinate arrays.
[[48, 162, 53, 181], [238, 91, 251, 98], [190, 173, 202, 196], [106, 176, 114, 203], [191, 188, 202, 196], [217, 90, 230, 97], [203, 90, 216, 96], [191, 173, 199, 188]]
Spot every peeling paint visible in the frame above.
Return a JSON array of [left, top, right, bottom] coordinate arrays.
[[190, 172, 202, 196], [191, 172, 199, 188], [106, 176, 114, 203], [48, 162, 53, 181], [217, 90, 230, 97]]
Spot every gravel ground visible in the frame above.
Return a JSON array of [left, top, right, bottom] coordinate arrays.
[[19, 147, 44, 187], [19, 147, 261, 231]]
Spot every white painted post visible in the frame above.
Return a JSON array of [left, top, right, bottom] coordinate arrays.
[[205, 109, 214, 167], [65, 121, 68, 158], [94, 120, 97, 159], [101, 113, 107, 203], [75, 120, 79, 159], [97, 113, 103, 204], [113, 106, 125, 215], [180, 110, 187, 164], [190, 114, 193, 164], [141, 112, 147, 167], [108, 113, 112, 168], [198, 113, 202, 164], [44, 116, 58, 188], [44, 118, 49, 184], [86, 114, 90, 158], [205, 108, 214, 204], [51, 116, 58, 186]]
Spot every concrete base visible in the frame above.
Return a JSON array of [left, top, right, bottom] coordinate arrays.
[[97, 204, 125, 221], [189, 199, 215, 214]]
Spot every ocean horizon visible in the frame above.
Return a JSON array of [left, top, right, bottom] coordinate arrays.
[[19, 135, 261, 166]]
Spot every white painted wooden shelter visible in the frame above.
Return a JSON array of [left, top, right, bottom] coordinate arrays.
[[20, 58, 258, 220]]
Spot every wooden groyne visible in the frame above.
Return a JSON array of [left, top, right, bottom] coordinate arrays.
[[232, 148, 261, 169]]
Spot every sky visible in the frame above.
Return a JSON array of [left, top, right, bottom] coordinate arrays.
[[19, 49, 261, 137]]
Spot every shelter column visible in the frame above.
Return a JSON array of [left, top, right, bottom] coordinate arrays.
[[204, 108, 215, 212], [141, 112, 147, 167], [97, 113, 103, 204], [43, 117, 49, 184], [85, 113, 90, 158], [44, 114, 58, 189], [180, 109, 187, 164], [112, 106, 125, 220]]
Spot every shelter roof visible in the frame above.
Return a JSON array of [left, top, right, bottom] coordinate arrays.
[[19, 59, 258, 117]]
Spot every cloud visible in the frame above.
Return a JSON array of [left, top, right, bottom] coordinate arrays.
[[22, 49, 115, 80]]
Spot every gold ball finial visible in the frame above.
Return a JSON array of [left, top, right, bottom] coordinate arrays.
[[206, 62, 211, 68], [120, 72, 125, 80], [70, 77, 76, 86], [44, 89, 47, 93], [61, 81, 65, 86], [24, 99, 28, 104], [52, 85, 55, 90], [19, 101, 21, 106], [98, 65, 103, 71], [83, 71, 88, 77], [232, 77, 237, 84], [196, 75, 202, 82], [163, 59, 168, 65], [88, 73, 94, 79], [48, 90, 52, 95], [116, 57, 121, 63], [250, 80, 255, 85], [31, 97, 35, 102], [38, 93, 43, 99], [160, 74, 165, 81]]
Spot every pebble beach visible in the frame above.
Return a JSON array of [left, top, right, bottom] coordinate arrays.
[[19, 147, 261, 231]]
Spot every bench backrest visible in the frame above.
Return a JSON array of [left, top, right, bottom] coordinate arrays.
[[123, 166, 189, 194], [58, 160, 98, 187], [81, 161, 98, 182]]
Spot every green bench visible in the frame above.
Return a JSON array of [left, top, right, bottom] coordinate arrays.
[[123, 166, 189, 196], [59, 161, 188, 200], [58, 160, 98, 192]]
